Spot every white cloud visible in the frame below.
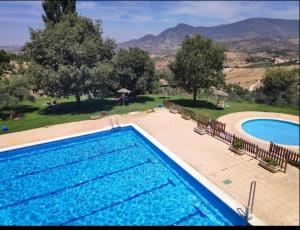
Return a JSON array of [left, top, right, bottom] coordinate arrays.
[[77, 1, 97, 10], [164, 1, 298, 26], [0, 1, 298, 45]]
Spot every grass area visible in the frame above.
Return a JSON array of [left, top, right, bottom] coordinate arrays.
[[0, 94, 299, 134], [0, 95, 164, 134], [170, 95, 299, 119]]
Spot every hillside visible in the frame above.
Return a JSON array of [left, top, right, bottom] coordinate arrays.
[[118, 18, 299, 56], [0, 45, 22, 54]]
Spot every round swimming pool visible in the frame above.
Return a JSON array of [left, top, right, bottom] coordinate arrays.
[[241, 119, 299, 146]]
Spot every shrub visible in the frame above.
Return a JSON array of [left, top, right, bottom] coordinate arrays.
[[262, 157, 279, 167], [232, 138, 243, 150]]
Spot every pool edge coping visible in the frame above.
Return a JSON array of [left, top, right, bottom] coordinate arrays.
[[0, 123, 266, 226], [237, 117, 300, 148]]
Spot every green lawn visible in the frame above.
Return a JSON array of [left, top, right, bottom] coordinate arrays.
[[0, 94, 299, 134], [170, 95, 299, 119], [0, 95, 163, 134]]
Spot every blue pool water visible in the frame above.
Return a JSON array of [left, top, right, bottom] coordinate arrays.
[[242, 119, 299, 146], [0, 126, 245, 226]]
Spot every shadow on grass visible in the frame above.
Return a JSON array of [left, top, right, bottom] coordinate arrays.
[[170, 98, 220, 110], [39, 96, 155, 115], [0, 105, 40, 120]]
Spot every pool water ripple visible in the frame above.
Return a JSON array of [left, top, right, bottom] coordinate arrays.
[[241, 119, 299, 146], [0, 126, 245, 226]]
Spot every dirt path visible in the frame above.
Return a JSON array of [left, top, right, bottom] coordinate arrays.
[[249, 80, 261, 91]]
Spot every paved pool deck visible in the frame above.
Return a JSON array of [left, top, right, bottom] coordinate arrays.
[[0, 108, 299, 226]]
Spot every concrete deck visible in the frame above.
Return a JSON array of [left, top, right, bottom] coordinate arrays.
[[0, 108, 299, 226]]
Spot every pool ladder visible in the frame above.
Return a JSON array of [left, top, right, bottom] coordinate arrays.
[[110, 118, 120, 129], [245, 181, 256, 223]]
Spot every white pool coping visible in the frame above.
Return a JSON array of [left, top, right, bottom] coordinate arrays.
[[0, 123, 265, 226], [237, 117, 300, 148]]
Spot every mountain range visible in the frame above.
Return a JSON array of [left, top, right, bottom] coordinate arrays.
[[118, 18, 299, 56], [0, 45, 22, 53]]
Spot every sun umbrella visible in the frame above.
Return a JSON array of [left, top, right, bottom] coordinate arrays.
[[212, 89, 229, 97], [212, 89, 229, 106], [159, 79, 170, 99], [117, 88, 132, 94], [117, 88, 131, 106]]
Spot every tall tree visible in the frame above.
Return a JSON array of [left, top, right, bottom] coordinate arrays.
[[61, 0, 76, 14], [42, 0, 76, 24], [170, 34, 225, 104], [0, 49, 10, 77], [24, 14, 116, 106], [113, 48, 155, 94]]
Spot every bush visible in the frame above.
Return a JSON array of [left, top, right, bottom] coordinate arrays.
[[262, 157, 279, 167], [224, 84, 250, 102], [232, 138, 243, 150]]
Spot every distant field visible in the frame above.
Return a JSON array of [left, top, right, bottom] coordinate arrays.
[[0, 94, 298, 135], [153, 51, 299, 90], [224, 67, 265, 90]]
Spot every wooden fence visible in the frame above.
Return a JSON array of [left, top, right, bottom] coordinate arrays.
[[163, 100, 300, 172]]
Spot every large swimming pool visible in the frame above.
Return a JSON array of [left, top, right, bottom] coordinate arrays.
[[241, 119, 299, 146], [0, 125, 245, 226]]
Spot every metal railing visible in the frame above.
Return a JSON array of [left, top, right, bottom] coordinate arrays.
[[245, 181, 256, 222], [110, 119, 114, 128]]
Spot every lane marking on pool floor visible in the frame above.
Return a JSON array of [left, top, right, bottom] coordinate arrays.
[[0, 159, 152, 210], [59, 178, 176, 226], [0, 143, 138, 184], [172, 206, 206, 226], [0, 130, 133, 163]]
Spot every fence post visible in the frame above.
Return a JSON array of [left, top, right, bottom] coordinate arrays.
[[284, 158, 288, 173], [283, 150, 290, 173], [254, 145, 259, 159], [269, 142, 273, 153]]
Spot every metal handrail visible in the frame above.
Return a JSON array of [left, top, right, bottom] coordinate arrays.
[[245, 181, 256, 222], [115, 118, 120, 127], [110, 119, 114, 128]]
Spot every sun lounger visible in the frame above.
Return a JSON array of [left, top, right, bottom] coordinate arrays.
[[216, 103, 229, 109]]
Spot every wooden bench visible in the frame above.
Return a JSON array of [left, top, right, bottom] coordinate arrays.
[[90, 111, 107, 120], [194, 126, 206, 135], [147, 108, 155, 113], [181, 114, 191, 120], [169, 108, 178, 114]]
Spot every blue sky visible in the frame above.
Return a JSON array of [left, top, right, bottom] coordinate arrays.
[[0, 1, 299, 46]]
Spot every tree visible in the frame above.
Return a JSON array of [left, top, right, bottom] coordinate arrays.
[[260, 68, 299, 106], [0, 75, 34, 115], [170, 34, 225, 104], [113, 48, 155, 94], [24, 14, 116, 106], [0, 49, 10, 77], [42, 0, 76, 24]]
